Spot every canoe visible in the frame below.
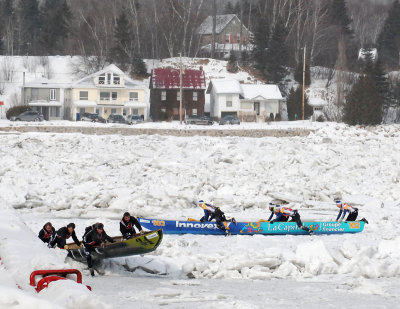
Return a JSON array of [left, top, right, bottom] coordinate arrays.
[[66, 229, 163, 262], [138, 218, 365, 235]]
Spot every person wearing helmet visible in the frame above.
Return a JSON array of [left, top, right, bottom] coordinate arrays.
[[267, 203, 286, 222], [120, 212, 144, 239], [83, 223, 115, 276], [48, 223, 81, 249], [269, 205, 312, 234], [38, 222, 56, 243], [198, 200, 236, 235], [335, 200, 359, 222]]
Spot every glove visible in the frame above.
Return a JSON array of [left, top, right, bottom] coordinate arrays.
[[270, 220, 274, 224], [139, 230, 145, 235], [64, 245, 69, 249], [338, 219, 342, 223]]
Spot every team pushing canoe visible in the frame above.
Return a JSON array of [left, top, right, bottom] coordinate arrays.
[[40, 200, 367, 275]]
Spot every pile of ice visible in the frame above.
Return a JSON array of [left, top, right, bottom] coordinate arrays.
[[0, 122, 400, 307]]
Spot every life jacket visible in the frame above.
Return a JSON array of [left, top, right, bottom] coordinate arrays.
[[340, 203, 356, 213], [120, 219, 133, 230], [42, 228, 53, 239], [276, 207, 294, 217], [200, 202, 216, 213]]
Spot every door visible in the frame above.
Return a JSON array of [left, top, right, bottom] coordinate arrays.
[[254, 102, 260, 116]]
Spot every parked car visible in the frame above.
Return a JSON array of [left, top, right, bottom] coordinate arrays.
[[91, 114, 107, 123], [184, 115, 213, 125], [10, 111, 44, 122], [219, 115, 240, 125], [107, 114, 127, 124], [126, 115, 144, 125]]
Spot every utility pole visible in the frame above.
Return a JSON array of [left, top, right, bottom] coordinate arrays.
[[302, 45, 306, 121], [22, 72, 26, 105], [179, 53, 183, 124]]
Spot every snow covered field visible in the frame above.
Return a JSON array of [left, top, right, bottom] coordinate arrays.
[[1, 122, 400, 308]]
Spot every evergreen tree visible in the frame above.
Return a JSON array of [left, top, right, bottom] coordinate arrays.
[[344, 75, 382, 125], [328, 0, 353, 35], [265, 19, 289, 84], [110, 10, 133, 71], [294, 55, 311, 86], [131, 54, 147, 77], [40, 0, 72, 55], [286, 86, 312, 120], [251, 16, 269, 75], [377, 0, 400, 69], [227, 52, 239, 73], [19, 0, 42, 55], [223, 1, 235, 14]]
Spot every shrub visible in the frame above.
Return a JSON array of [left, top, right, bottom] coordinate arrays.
[[269, 113, 275, 121], [316, 115, 325, 122], [6, 105, 31, 119]]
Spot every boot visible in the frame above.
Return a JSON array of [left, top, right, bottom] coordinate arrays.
[[360, 218, 369, 224], [231, 218, 237, 225], [89, 268, 95, 277]]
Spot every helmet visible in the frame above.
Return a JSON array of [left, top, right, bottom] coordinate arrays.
[[67, 223, 75, 229], [96, 223, 104, 229], [198, 200, 204, 204], [335, 200, 342, 207]]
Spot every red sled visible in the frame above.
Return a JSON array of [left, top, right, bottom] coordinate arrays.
[[30, 269, 92, 292]]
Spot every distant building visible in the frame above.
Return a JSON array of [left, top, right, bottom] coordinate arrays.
[[149, 68, 206, 121], [22, 77, 67, 121], [68, 64, 148, 121], [207, 79, 283, 122], [198, 14, 253, 59]]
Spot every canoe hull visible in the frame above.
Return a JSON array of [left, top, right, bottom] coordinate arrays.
[[138, 219, 365, 235], [67, 229, 163, 262]]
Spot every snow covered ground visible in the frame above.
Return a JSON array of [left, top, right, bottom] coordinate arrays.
[[0, 122, 400, 308]]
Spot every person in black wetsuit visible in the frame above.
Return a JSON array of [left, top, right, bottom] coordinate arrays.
[[83, 223, 115, 276], [48, 223, 81, 248], [38, 222, 55, 243], [120, 212, 144, 239], [198, 201, 236, 236]]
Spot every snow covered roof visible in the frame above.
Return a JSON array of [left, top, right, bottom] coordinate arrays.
[[308, 97, 327, 107], [74, 64, 145, 89], [358, 48, 378, 61], [207, 79, 242, 94], [150, 68, 206, 90], [207, 80, 283, 101], [198, 14, 250, 35], [28, 100, 62, 107], [24, 77, 70, 89], [241, 84, 283, 100]]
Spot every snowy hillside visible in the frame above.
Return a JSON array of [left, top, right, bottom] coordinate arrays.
[[0, 123, 399, 308]]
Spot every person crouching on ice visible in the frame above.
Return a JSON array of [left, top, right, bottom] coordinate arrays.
[[48, 223, 81, 249], [335, 200, 368, 223], [83, 223, 115, 277], [38, 222, 55, 243], [198, 200, 236, 236], [120, 212, 144, 239], [268, 204, 312, 235]]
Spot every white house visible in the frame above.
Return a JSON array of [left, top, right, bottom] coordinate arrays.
[[207, 79, 283, 121], [68, 64, 149, 121], [22, 77, 68, 121]]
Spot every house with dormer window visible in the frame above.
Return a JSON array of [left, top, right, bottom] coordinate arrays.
[[68, 64, 148, 121]]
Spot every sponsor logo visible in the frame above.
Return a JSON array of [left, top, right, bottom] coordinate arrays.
[[176, 221, 219, 230], [152, 220, 165, 227], [146, 233, 158, 240], [309, 224, 319, 231], [240, 222, 263, 234], [140, 219, 150, 224], [348, 222, 360, 229]]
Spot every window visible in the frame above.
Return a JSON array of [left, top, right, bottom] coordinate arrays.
[[177, 91, 180, 101], [225, 34, 230, 43], [173, 108, 179, 116], [161, 91, 166, 101], [111, 108, 117, 114], [96, 108, 100, 114], [100, 92, 110, 100], [161, 108, 166, 113], [192, 108, 197, 115], [50, 89, 56, 101], [226, 95, 232, 107], [130, 92, 139, 101], [107, 73, 111, 84], [99, 74, 105, 84], [193, 92, 198, 101], [80, 108, 85, 114], [123, 109, 127, 116], [32, 88, 38, 100], [79, 91, 88, 100], [113, 75, 120, 85], [132, 109, 138, 115], [112, 92, 117, 100], [50, 107, 59, 117]]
